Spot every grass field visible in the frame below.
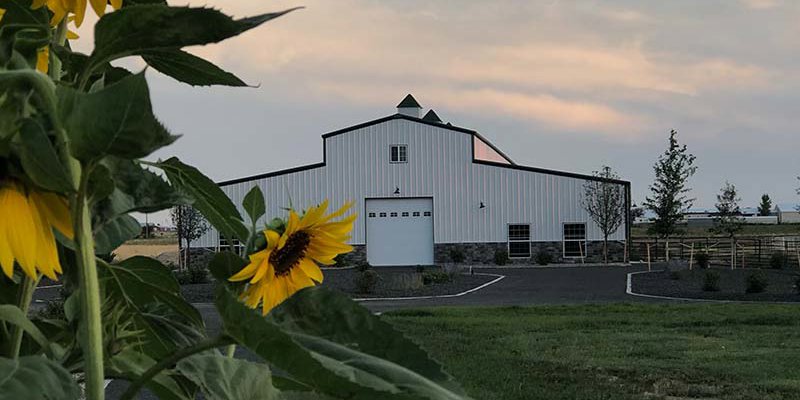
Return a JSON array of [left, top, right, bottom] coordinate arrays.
[[384, 304, 800, 400], [632, 223, 800, 238]]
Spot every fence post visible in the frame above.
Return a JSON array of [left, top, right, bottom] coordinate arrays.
[[689, 243, 695, 270], [646, 243, 651, 272]]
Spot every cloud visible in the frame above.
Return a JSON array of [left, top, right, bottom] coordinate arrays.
[[740, 0, 781, 9]]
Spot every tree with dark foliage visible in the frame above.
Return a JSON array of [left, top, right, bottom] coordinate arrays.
[[582, 166, 626, 264], [644, 130, 697, 260], [171, 206, 210, 269], [757, 194, 772, 216], [712, 182, 743, 238]]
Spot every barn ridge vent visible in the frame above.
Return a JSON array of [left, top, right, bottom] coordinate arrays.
[[422, 109, 443, 123], [396, 94, 422, 117]]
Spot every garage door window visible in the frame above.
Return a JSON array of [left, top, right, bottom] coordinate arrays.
[[390, 145, 408, 163], [507, 224, 531, 258], [563, 223, 586, 258]]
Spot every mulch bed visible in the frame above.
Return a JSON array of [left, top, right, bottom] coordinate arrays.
[[180, 266, 496, 303], [632, 267, 800, 302]]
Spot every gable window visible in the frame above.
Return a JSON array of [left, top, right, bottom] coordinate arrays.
[[390, 144, 408, 163], [507, 224, 531, 258], [563, 223, 586, 258]]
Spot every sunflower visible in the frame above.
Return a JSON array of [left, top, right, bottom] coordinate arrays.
[[0, 181, 73, 281], [230, 200, 356, 315], [32, 0, 123, 28]]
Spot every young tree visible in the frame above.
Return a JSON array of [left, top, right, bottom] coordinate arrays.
[[757, 194, 773, 216], [582, 166, 626, 264], [712, 182, 744, 238], [644, 129, 697, 260], [171, 205, 210, 270], [712, 182, 743, 268]]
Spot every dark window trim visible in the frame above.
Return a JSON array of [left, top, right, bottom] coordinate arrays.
[[507, 223, 531, 259], [562, 222, 587, 258]]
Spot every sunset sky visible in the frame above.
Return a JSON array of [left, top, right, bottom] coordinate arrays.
[[75, 0, 799, 224]]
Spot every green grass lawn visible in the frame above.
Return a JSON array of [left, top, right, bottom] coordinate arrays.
[[384, 304, 800, 400]]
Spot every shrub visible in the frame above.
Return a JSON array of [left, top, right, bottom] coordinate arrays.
[[355, 261, 371, 272], [534, 252, 552, 266], [494, 249, 509, 266], [794, 275, 800, 295], [175, 268, 209, 285], [770, 252, 789, 270], [392, 273, 424, 291], [449, 248, 465, 263], [333, 253, 350, 268], [354, 269, 379, 294], [695, 252, 710, 269], [669, 270, 682, 280], [37, 300, 66, 320], [422, 271, 451, 285], [745, 272, 768, 293], [415, 265, 425, 274], [702, 270, 720, 292]]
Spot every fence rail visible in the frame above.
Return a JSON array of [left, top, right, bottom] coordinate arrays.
[[631, 236, 800, 269]]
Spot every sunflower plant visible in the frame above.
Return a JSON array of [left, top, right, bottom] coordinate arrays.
[[0, 1, 468, 399]]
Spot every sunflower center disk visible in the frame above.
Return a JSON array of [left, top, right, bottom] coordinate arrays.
[[269, 231, 312, 276]]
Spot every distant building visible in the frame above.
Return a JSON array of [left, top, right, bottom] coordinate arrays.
[[776, 204, 800, 224]]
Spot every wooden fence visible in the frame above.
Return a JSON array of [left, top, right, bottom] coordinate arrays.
[[630, 235, 800, 269]]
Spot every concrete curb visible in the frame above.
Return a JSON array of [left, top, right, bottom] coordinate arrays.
[[352, 273, 506, 302]]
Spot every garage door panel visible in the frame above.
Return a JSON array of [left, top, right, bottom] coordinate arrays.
[[366, 198, 433, 266]]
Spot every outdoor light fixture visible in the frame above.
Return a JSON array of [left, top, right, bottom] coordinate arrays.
[[479, 201, 486, 209], [394, 186, 400, 195]]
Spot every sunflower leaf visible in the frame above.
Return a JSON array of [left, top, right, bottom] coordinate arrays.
[[108, 348, 193, 400], [57, 71, 178, 162], [155, 157, 249, 243], [93, 213, 140, 255], [142, 49, 248, 87], [0, 305, 51, 355], [15, 118, 74, 193], [0, 356, 80, 400], [88, 5, 299, 76], [177, 354, 279, 400], [242, 185, 266, 227], [215, 285, 468, 400]]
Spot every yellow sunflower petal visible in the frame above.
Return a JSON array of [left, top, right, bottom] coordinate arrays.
[[30, 203, 58, 280], [298, 258, 323, 283], [72, 0, 87, 27], [285, 210, 300, 235], [249, 257, 272, 284], [264, 229, 280, 251], [36, 47, 49, 74], [31, 0, 48, 9], [110, 0, 122, 10], [89, 0, 106, 17], [299, 200, 328, 229], [0, 221, 14, 279], [31, 192, 73, 239], [317, 201, 354, 225], [4, 188, 39, 279], [66, 29, 79, 39], [229, 257, 263, 282]]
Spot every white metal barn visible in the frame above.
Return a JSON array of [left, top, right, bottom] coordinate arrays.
[[196, 95, 631, 265]]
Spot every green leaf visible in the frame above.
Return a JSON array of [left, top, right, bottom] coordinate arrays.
[[57, 71, 178, 162], [142, 49, 247, 87], [207, 251, 246, 283], [177, 354, 279, 400], [216, 286, 467, 400], [269, 287, 461, 392], [0, 356, 80, 400], [88, 5, 299, 74], [100, 257, 205, 359], [104, 158, 189, 214], [0, 305, 50, 354], [242, 185, 266, 226], [156, 157, 248, 242], [93, 213, 140, 254], [0, 0, 50, 69], [15, 118, 74, 193], [108, 349, 192, 400]]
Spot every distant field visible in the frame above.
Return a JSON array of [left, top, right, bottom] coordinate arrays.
[[385, 304, 800, 400], [124, 236, 179, 245], [633, 223, 800, 238]]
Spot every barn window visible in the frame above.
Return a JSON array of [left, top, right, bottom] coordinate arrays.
[[390, 212, 398, 217], [390, 144, 408, 163], [401, 212, 409, 217], [368, 212, 376, 218], [379, 212, 387, 217], [507, 224, 531, 258], [563, 223, 586, 258], [413, 211, 420, 217], [423, 211, 432, 217]]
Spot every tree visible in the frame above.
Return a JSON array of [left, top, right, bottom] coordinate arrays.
[[644, 129, 697, 260], [711, 182, 744, 238], [582, 166, 626, 264], [712, 182, 743, 269], [171, 205, 210, 270], [758, 194, 773, 216]]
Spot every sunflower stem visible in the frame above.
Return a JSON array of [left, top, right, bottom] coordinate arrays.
[[119, 335, 235, 400], [8, 274, 39, 359], [225, 344, 236, 358], [73, 168, 105, 400]]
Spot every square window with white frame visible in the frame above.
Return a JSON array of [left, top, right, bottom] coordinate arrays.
[[507, 224, 531, 258], [390, 144, 408, 163], [563, 223, 586, 258]]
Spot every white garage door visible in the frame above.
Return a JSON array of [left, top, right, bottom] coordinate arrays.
[[365, 198, 434, 266]]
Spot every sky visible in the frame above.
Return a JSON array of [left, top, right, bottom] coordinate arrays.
[[74, 0, 799, 225]]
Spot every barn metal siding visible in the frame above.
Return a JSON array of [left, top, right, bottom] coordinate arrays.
[[196, 118, 627, 247]]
